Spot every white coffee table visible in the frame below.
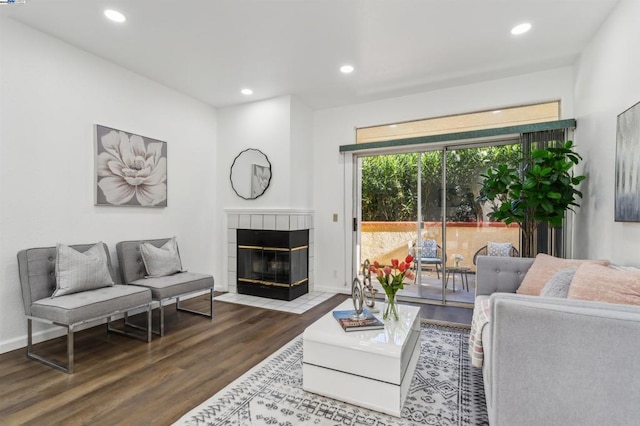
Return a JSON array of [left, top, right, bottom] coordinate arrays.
[[302, 299, 421, 417]]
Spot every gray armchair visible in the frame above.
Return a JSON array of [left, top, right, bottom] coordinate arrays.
[[116, 238, 215, 336], [17, 243, 152, 373]]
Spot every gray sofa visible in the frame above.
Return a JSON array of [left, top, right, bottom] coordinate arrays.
[[475, 256, 640, 426], [17, 243, 152, 373], [116, 238, 214, 336]]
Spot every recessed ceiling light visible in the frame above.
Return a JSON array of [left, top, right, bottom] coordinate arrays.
[[492, 110, 502, 114], [340, 65, 354, 74], [511, 22, 532, 35], [241, 88, 253, 95], [104, 9, 126, 23]]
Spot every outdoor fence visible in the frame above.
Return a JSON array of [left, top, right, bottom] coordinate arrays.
[[361, 221, 519, 272]]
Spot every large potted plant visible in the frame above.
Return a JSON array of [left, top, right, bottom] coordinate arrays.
[[478, 140, 586, 257]]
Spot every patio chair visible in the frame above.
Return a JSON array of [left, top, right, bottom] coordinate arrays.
[[472, 242, 519, 265], [416, 239, 445, 279]]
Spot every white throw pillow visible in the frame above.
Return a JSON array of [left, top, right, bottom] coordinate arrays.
[[487, 242, 512, 257], [421, 239, 438, 258], [540, 266, 577, 298], [139, 237, 184, 278], [53, 242, 114, 298]]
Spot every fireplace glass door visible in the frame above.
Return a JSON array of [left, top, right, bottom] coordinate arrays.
[[237, 229, 309, 301]]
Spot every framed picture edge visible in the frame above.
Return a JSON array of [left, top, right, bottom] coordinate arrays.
[[614, 101, 640, 222]]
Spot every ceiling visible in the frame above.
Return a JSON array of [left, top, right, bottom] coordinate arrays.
[[1, 0, 619, 110]]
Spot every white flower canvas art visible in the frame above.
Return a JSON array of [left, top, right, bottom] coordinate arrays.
[[95, 125, 168, 207]]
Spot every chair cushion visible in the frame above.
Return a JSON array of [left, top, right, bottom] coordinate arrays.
[[487, 242, 512, 257], [131, 272, 214, 300], [32, 285, 151, 325], [420, 240, 438, 258], [139, 237, 183, 277], [52, 242, 114, 298]]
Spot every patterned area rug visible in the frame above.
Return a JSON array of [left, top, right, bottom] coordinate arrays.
[[174, 323, 488, 426]]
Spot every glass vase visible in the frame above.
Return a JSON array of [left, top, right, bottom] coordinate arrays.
[[383, 291, 399, 321]]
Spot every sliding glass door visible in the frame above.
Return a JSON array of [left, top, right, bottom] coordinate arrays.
[[414, 150, 445, 301], [441, 144, 521, 303], [356, 141, 522, 305], [357, 152, 419, 297], [357, 149, 446, 302]]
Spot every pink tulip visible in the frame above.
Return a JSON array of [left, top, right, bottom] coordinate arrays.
[[405, 270, 415, 280], [383, 266, 392, 276]]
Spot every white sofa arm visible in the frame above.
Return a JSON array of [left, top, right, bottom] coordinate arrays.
[[475, 256, 534, 296], [487, 293, 640, 426]]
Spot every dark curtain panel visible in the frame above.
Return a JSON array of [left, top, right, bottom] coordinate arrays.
[[520, 129, 569, 258]]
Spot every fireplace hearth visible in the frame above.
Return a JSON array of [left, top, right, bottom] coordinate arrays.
[[237, 229, 309, 301]]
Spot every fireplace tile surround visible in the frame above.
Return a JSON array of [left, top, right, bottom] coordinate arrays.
[[225, 209, 314, 295]]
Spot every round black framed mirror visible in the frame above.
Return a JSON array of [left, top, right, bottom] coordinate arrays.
[[230, 148, 272, 200]]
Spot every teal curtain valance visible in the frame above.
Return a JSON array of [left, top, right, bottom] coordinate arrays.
[[339, 119, 576, 153]]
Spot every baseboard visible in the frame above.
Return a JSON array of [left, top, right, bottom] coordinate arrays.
[[313, 284, 349, 295], [0, 326, 66, 354], [0, 316, 113, 355]]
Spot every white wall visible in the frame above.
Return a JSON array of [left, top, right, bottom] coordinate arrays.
[[0, 19, 218, 353], [216, 95, 314, 291], [312, 67, 576, 292], [216, 95, 314, 210], [573, 0, 640, 265], [217, 96, 292, 210], [290, 96, 314, 208]]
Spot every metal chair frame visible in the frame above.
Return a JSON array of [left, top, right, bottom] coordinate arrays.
[[125, 287, 214, 337], [27, 303, 152, 374]]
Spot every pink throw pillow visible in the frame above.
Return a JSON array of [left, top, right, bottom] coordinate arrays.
[[568, 263, 640, 306], [516, 253, 609, 296]]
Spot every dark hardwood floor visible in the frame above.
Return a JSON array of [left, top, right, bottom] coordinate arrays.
[[0, 292, 471, 425], [403, 299, 473, 325]]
